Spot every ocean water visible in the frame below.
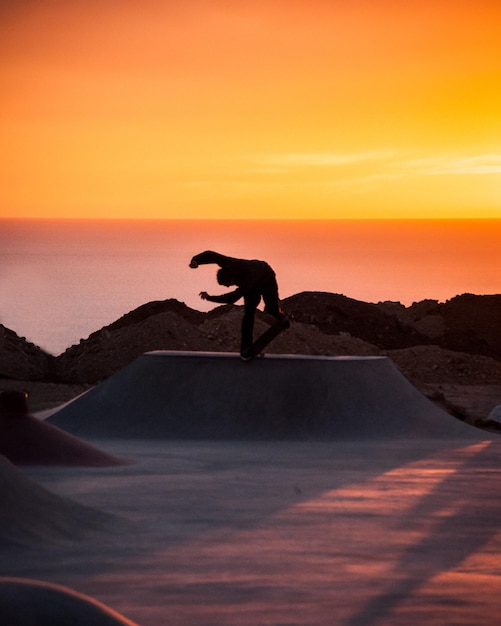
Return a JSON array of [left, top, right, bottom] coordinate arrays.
[[1, 219, 500, 355]]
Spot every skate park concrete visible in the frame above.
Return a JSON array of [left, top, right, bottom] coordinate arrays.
[[0, 403, 130, 467], [3, 352, 501, 625], [48, 351, 478, 440], [0, 578, 138, 626]]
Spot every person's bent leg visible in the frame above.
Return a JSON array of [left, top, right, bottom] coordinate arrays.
[[262, 284, 290, 328], [240, 294, 260, 357]]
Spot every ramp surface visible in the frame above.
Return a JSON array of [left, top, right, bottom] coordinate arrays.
[[0, 578, 138, 626], [0, 455, 118, 549], [0, 415, 130, 467], [49, 352, 478, 440]]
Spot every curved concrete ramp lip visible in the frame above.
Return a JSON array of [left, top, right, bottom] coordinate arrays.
[[0, 578, 138, 626], [48, 351, 480, 441]]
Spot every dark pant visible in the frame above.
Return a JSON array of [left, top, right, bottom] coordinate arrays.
[[240, 282, 286, 353]]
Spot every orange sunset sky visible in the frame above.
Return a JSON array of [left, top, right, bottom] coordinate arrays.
[[1, 0, 501, 220]]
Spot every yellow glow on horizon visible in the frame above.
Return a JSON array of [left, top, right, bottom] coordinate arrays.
[[1, 1, 501, 219]]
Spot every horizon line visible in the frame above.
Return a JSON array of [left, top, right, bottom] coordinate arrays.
[[2, 216, 501, 222]]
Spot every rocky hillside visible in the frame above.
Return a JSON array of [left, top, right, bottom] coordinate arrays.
[[377, 293, 501, 359], [1, 292, 500, 422], [0, 325, 52, 382]]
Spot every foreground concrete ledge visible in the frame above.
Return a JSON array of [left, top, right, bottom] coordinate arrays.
[[0, 578, 138, 626], [49, 350, 480, 441]]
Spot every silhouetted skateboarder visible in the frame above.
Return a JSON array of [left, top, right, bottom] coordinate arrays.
[[189, 250, 290, 359]]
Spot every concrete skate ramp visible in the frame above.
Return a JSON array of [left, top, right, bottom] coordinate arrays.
[[49, 352, 479, 440], [0, 455, 118, 549], [0, 390, 130, 467], [0, 578, 138, 626], [0, 416, 131, 467]]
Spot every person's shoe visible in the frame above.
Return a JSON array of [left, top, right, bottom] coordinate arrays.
[[240, 347, 252, 360], [280, 315, 291, 329]]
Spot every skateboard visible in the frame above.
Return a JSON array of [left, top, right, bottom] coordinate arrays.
[[241, 317, 291, 361]]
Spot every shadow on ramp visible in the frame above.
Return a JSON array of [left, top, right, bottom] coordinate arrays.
[[343, 440, 501, 626]]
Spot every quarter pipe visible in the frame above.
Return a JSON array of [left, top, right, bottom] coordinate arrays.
[[48, 352, 479, 440]]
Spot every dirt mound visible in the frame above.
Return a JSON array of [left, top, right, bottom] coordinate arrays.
[[378, 294, 501, 360], [101, 297, 206, 332], [283, 292, 427, 349], [386, 345, 501, 386], [2, 292, 500, 423], [0, 325, 51, 381], [54, 310, 216, 384], [54, 306, 384, 384], [200, 308, 382, 357]]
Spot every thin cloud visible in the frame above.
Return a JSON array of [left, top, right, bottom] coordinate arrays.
[[402, 154, 501, 176], [233, 150, 501, 196], [255, 151, 501, 176], [256, 150, 396, 169]]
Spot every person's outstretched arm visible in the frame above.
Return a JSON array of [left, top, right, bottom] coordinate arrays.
[[190, 250, 236, 268], [199, 288, 243, 304]]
